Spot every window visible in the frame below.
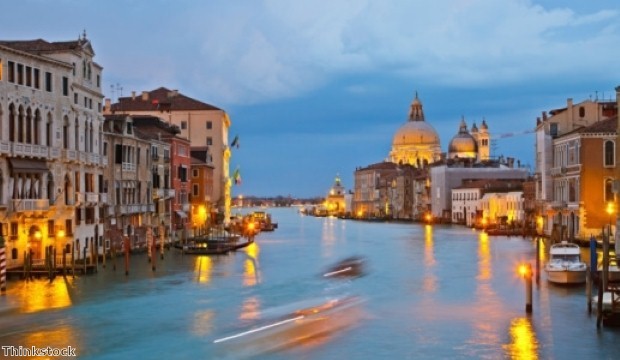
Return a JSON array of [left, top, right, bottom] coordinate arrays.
[[115, 144, 122, 164], [8, 61, 15, 82], [193, 169, 199, 177], [25, 66, 32, 86], [206, 137, 213, 146], [605, 178, 614, 203], [96, 74, 100, 87], [206, 121, 212, 129], [33, 68, 40, 89], [48, 220, 55, 236], [178, 165, 188, 182], [74, 93, 78, 104], [45, 72, 52, 92], [181, 121, 187, 130], [193, 184, 199, 196], [65, 219, 73, 236], [17, 63, 23, 84], [604, 140, 615, 167], [62, 77, 69, 96]]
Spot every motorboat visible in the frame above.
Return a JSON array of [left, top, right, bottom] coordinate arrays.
[[544, 241, 587, 284], [213, 295, 364, 357], [322, 256, 367, 279]]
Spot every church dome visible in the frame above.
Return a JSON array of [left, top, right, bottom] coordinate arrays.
[[392, 93, 440, 147], [389, 93, 442, 166], [393, 121, 441, 146], [448, 118, 477, 157]]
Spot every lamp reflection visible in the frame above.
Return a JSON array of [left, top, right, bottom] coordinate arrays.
[[503, 317, 539, 359], [194, 256, 213, 284], [13, 279, 72, 313], [239, 297, 261, 321], [477, 231, 491, 281], [191, 309, 215, 336], [422, 224, 437, 293], [243, 242, 260, 287]]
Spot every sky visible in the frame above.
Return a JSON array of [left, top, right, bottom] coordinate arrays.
[[3, 0, 620, 198]]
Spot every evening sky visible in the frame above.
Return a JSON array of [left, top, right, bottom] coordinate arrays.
[[3, 0, 619, 197]]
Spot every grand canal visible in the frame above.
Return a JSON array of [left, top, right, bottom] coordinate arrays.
[[1, 207, 619, 359]]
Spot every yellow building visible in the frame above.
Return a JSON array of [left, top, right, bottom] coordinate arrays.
[[324, 175, 346, 216]]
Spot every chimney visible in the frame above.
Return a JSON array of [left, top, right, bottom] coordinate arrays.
[[104, 98, 111, 112], [131, 91, 136, 100], [168, 89, 179, 98], [542, 111, 547, 121], [141, 91, 149, 101]]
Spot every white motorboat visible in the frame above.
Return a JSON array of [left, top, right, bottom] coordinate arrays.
[[544, 241, 587, 284]]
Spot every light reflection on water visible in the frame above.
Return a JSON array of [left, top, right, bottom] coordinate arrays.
[[503, 317, 539, 359], [0, 208, 618, 359]]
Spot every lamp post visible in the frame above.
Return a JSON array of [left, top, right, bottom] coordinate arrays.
[[606, 201, 615, 239]]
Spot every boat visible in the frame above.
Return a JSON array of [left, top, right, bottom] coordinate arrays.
[[544, 241, 587, 284], [174, 228, 252, 255], [322, 256, 367, 278], [213, 295, 364, 357]]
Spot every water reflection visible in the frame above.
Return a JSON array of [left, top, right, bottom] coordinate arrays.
[[194, 256, 213, 284], [477, 232, 491, 281], [321, 217, 337, 258], [503, 317, 539, 359], [422, 225, 437, 293], [10, 278, 73, 313], [239, 297, 261, 321], [191, 309, 215, 337], [23, 325, 80, 356], [243, 242, 260, 287]]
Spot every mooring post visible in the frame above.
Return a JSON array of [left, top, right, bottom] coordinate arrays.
[[525, 263, 533, 313], [586, 266, 592, 314], [536, 237, 540, 285], [0, 236, 7, 294], [151, 239, 156, 272], [124, 236, 130, 276]]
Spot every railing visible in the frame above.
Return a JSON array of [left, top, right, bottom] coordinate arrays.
[[153, 189, 164, 199], [0, 141, 11, 154], [49, 147, 61, 159], [63, 149, 78, 162], [11, 199, 50, 212], [86, 192, 98, 203], [12, 143, 49, 158], [122, 162, 136, 171], [100, 193, 108, 204], [164, 189, 175, 198], [182, 203, 190, 212]]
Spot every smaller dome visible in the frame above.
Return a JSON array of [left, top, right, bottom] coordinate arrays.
[[448, 118, 478, 154]]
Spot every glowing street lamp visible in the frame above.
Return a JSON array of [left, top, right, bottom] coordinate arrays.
[[606, 201, 615, 236]]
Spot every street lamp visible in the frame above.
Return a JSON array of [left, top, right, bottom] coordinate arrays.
[[606, 201, 615, 237]]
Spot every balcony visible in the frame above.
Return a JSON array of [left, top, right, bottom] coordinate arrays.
[[122, 162, 136, 171], [86, 192, 98, 204], [12, 143, 49, 158], [100, 193, 108, 204], [11, 199, 50, 212], [0, 141, 11, 154], [49, 147, 61, 159], [164, 188, 175, 198], [153, 189, 164, 199], [63, 149, 78, 162]]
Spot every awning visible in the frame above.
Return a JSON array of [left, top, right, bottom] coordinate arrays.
[[9, 158, 48, 174], [175, 210, 188, 219]]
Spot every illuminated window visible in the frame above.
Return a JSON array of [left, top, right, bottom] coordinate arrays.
[[605, 178, 614, 202]]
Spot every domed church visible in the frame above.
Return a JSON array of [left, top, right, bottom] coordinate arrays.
[[388, 93, 491, 166], [447, 117, 490, 161], [388, 93, 442, 167]]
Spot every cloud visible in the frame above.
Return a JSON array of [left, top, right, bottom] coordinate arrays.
[[174, 0, 618, 105]]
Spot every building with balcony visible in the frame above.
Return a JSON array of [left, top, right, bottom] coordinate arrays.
[[102, 115, 155, 250], [104, 87, 231, 225], [0, 34, 105, 268], [535, 91, 618, 238]]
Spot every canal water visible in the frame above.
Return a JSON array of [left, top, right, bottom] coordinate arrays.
[[1, 207, 619, 359]]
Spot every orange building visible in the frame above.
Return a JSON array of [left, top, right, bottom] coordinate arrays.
[[189, 149, 214, 236]]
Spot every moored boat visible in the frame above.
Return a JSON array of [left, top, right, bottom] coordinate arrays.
[[544, 241, 587, 284]]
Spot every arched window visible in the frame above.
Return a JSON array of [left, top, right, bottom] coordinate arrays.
[[17, 105, 24, 143], [9, 104, 15, 142], [605, 178, 614, 203], [604, 140, 615, 167], [34, 109, 41, 145], [46, 112, 53, 146], [63, 115, 69, 149]]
